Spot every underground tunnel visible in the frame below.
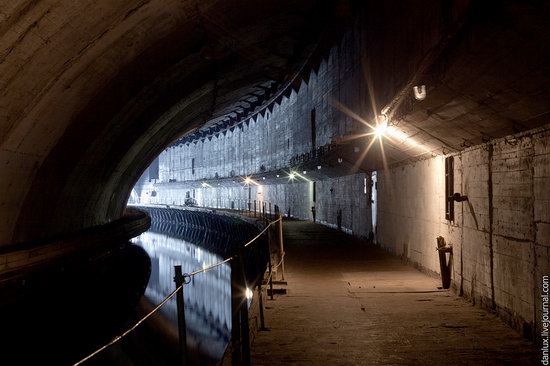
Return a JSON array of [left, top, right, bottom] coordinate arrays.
[[0, 0, 549, 365]]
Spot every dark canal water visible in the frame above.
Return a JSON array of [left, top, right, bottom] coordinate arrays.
[[0, 207, 261, 366], [132, 225, 232, 363], [120, 207, 262, 366]]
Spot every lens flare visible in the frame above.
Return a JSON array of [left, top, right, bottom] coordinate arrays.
[[374, 121, 388, 138]]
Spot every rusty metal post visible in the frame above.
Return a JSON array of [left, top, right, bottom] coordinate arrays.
[[436, 236, 453, 289], [173, 265, 188, 366]]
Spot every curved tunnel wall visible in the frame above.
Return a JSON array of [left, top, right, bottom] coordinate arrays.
[[0, 0, 343, 246], [1, 0, 457, 246], [134, 0, 461, 237], [142, 26, 376, 236]]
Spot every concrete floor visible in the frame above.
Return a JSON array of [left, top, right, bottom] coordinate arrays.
[[250, 220, 538, 365]]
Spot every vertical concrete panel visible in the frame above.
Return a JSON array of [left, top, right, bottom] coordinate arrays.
[[533, 129, 550, 340]]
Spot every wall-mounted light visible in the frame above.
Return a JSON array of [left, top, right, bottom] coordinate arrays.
[[337, 157, 343, 163], [303, 170, 307, 174], [317, 165, 322, 170], [289, 172, 296, 180], [244, 176, 260, 186], [245, 287, 253, 300], [276, 174, 280, 178], [262, 176, 266, 180], [413, 85, 426, 100], [374, 118, 388, 138]]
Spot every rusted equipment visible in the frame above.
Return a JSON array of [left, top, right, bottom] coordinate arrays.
[[436, 236, 453, 289]]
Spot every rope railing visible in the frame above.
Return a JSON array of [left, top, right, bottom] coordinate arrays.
[[73, 284, 183, 366], [72, 210, 284, 366]]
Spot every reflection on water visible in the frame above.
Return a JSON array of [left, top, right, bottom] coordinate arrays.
[[132, 229, 231, 361]]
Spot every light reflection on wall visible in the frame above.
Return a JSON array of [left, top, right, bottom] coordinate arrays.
[[132, 230, 231, 359]]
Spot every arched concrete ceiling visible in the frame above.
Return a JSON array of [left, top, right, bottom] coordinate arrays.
[[3, 0, 549, 246], [383, 0, 550, 160], [334, 0, 550, 171], [0, 0, 350, 245]]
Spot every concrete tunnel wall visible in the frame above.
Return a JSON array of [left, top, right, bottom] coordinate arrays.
[[377, 127, 550, 340], [135, 0, 461, 238], [0, 0, 348, 246], [143, 30, 376, 236], [143, 173, 372, 238], [0, 0, 467, 246]]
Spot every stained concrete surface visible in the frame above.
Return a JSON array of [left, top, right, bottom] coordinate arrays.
[[250, 220, 538, 365]]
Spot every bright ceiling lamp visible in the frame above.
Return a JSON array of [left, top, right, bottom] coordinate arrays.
[[374, 114, 388, 138]]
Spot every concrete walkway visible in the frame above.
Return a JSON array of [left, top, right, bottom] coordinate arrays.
[[250, 220, 538, 365]]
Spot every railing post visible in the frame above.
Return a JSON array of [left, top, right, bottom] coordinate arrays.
[[277, 214, 285, 281], [254, 237, 267, 331], [254, 200, 257, 217], [238, 246, 251, 366], [257, 282, 266, 330], [173, 265, 188, 366], [231, 257, 242, 366], [267, 227, 274, 300], [230, 245, 251, 366]]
